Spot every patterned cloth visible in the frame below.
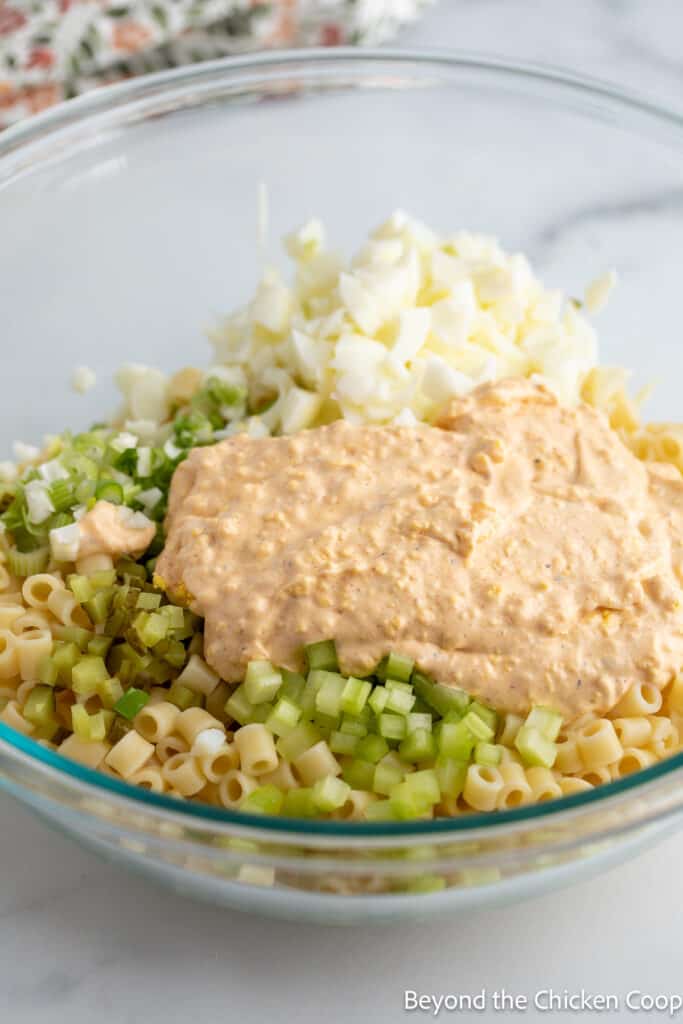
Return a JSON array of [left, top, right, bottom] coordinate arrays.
[[0, 0, 433, 129]]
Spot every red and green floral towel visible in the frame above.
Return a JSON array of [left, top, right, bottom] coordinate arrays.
[[0, 0, 433, 129]]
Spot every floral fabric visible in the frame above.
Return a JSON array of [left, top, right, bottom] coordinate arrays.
[[0, 0, 433, 129]]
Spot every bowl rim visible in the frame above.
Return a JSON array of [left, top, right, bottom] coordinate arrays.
[[2, 46, 683, 838]]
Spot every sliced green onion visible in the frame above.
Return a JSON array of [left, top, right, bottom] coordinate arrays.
[[304, 639, 338, 673], [114, 687, 150, 721], [95, 481, 124, 504], [244, 660, 282, 704]]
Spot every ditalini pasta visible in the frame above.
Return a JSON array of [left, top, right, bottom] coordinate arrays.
[[1, 213, 683, 822]]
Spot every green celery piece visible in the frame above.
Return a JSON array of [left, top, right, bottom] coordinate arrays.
[[525, 706, 563, 741], [304, 639, 338, 673], [515, 725, 557, 768], [398, 728, 436, 762]]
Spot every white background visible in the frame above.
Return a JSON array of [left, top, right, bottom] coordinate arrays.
[[3, 2, 683, 1021]]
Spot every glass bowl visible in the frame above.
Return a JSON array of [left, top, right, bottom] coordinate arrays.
[[2, 50, 683, 924]]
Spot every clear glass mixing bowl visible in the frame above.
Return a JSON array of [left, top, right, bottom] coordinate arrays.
[[2, 50, 683, 923]]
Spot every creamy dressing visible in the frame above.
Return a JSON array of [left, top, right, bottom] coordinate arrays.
[[156, 379, 683, 719]]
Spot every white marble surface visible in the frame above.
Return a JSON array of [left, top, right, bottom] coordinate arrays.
[[3, 2, 683, 1022]]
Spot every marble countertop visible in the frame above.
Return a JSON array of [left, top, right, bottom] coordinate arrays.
[[3, 2, 683, 1022]]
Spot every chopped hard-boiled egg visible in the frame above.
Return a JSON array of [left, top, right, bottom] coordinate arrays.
[[208, 211, 605, 429]]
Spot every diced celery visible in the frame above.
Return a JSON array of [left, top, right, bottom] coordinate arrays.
[[355, 734, 389, 764], [515, 725, 557, 768], [389, 781, 427, 820], [384, 679, 413, 694], [474, 742, 502, 766], [412, 672, 470, 717], [280, 669, 306, 703], [71, 705, 107, 742], [241, 785, 284, 815], [244, 660, 283, 704], [368, 686, 389, 715], [406, 711, 432, 734], [225, 685, 255, 725], [161, 639, 186, 668], [341, 758, 376, 791], [378, 651, 414, 683], [304, 639, 338, 673], [276, 722, 321, 762], [398, 728, 436, 762], [340, 676, 372, 716], [300, 670, 326, 715], [265, 697, 301, 737], [89, 569, 117, 590], [282, 788, 317, 818], [525, 706, 563, 741], [373, 760, 404, 796], [364, 800, 400, 822], [384, 687, 416, 716], [312, 775, 350, 812], [468, 702, 498, 733], [329, 730, 360, 756], [339, 715, 368, 738], [461, 709, 495, 742], [438, 720, 476, 760], [378, 713, 406, 741], [136, 591, 162, 610], [404, 769, 440, 806], [435, 756, 467, 798], [402, 875, 446, 894], [246, 701, 273, 725], [314, 671, 346, 717]]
